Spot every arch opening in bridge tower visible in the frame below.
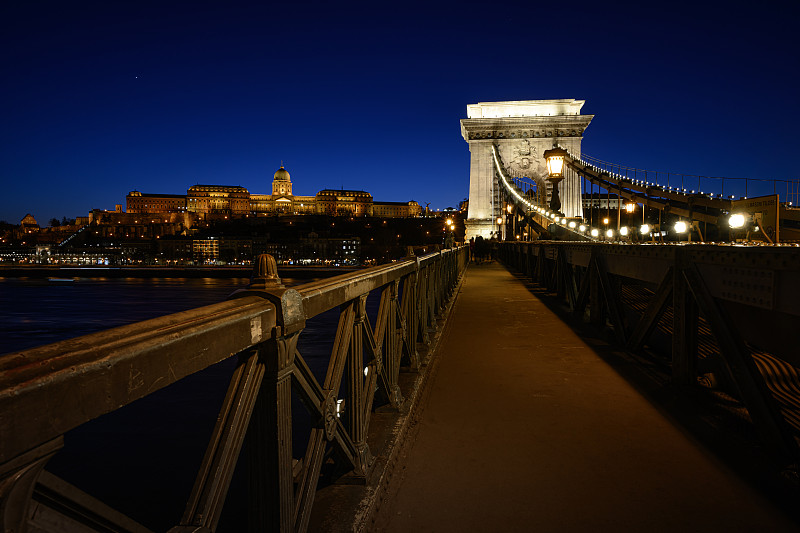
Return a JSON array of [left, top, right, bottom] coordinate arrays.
[[460, 99, 593, 240]]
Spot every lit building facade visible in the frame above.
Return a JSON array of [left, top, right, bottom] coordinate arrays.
[[372, 201, 423, 218], [315, 189, 373, 216], [126, 192, 187, 214], [124, 165, 421, 218], [187, 185, 250, 215]]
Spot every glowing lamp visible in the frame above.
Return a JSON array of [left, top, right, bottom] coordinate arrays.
[[543, 147, 567, 178], [590, 228, 599, 237], [497, 217, 503, 225], [543, 146, 568, 214], [640, 224, 650, 235], [579, 224, 586, 232], [619, 226, 629, 236], [729, 213, 746, 228], [568, 221, 577, 229], [625, 203, 636, 213], [605, 229, 614, 238], [674, 221, 688, 234]]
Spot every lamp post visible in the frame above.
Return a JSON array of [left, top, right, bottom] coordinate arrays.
[[625, 202, 636, 240], [543, 147, 568, 216]]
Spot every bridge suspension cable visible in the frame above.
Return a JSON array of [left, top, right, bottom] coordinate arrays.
[[579, 153, 799, 205], [491, 145, 593, 240], [492, 142, 800, 243]]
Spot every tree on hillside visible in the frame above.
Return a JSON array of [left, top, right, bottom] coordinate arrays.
[[49, 218, 61, 227]]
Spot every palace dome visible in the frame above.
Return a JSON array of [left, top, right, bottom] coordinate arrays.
[[273, 166, 291, 181]]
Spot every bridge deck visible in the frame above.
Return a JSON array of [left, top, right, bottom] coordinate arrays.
[[374, 261, 796, 532]]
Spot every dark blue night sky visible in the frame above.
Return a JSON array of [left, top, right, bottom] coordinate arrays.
[[2, 0, 797, 224]]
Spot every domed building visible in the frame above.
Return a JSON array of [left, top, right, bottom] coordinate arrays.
[[250, 165, 316, 215], [272, 166, 292, 196], [125, 164, 422, 218]]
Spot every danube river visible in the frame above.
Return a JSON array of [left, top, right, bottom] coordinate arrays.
[[1, 275, 350, 531]]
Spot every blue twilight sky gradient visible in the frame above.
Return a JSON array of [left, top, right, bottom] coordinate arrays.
[[1, 0, 797, 224]]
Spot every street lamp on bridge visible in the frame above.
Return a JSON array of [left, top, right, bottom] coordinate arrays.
[[543, 146, 568, 216]]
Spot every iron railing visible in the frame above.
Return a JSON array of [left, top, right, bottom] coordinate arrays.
[[0, 247, 468, 533], [499, 241, 800, 471]]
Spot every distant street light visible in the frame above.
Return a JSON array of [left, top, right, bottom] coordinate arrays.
[[543, 146, 568, 215]]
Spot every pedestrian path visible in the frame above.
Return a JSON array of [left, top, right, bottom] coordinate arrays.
[[374, 261, 796, 532]]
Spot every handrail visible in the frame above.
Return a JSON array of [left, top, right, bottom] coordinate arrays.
[[0, 297, 279, 464], [498, 240, 800, 468], [0, 247, 469, 532]]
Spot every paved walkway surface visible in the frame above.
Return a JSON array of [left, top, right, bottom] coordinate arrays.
[[374, 261, 797, 532]]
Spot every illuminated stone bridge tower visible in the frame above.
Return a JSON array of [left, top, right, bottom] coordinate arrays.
[[460, 99, 593, 240]]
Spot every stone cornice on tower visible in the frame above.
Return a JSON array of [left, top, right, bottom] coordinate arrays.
[[461, 98, 593, 142], [467, 99, 586, 118], [460, 114, 594, 142]]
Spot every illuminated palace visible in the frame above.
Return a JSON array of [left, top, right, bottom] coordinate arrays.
[[127, 166, 422, 218]]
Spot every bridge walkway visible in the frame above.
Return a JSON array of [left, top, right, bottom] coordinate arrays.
[[373, 261, 797, 532]]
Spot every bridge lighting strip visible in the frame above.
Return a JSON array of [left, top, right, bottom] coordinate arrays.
[[564, 147, 726, 200], [491, 145, 596, 240]]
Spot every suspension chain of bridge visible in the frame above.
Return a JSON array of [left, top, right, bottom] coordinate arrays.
[[496, 145, 800, 244]]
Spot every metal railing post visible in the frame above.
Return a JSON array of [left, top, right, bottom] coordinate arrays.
[[0, 438, 63, 533], [672, 248, 698, 385]]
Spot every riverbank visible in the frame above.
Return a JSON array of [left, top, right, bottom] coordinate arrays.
[[0, 264, 362, 279]]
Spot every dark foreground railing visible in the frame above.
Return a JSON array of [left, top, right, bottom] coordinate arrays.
[[0, 247, 468, 533], [499, 241, 800, 472]]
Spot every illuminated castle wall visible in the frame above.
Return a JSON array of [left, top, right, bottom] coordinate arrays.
[[126, 166, 421, 218]]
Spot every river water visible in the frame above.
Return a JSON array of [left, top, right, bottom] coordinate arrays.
[[0, 276, 353, 531]]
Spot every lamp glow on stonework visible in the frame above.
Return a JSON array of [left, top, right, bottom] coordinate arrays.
[[543, 147, 568, 215]]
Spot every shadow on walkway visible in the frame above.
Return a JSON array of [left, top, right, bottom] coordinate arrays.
[[374, 262, 798, 532]]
